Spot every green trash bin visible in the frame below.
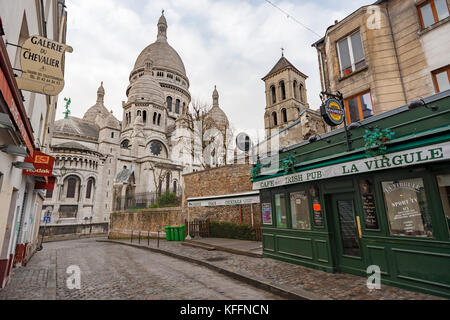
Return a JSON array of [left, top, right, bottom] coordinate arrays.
[[179, 225, 185, 242], [165, 226, 172, 241], [173, 226, 180, 241]]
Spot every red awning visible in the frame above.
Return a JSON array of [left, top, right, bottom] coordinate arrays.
[[35, 176, 55, 191]]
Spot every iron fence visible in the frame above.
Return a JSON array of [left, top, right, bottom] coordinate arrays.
[[114, 191, 182, 211]]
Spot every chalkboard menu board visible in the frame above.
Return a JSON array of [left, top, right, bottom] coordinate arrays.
[[359, 180, 379, 230], [312, 199, 324, 227], [361, 193, 378, 229]]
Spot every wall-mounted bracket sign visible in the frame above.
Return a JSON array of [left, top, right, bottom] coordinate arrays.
[[16, 36, 73, 96], [321, 98, 345, 126], [23, 150, 55, 177]]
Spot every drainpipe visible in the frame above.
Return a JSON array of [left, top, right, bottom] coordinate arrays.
[[385, 5, 408, 104]]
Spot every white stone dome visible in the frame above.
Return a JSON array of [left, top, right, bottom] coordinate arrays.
[[132, 12, 187, 77], [127, 72, 165, 105]]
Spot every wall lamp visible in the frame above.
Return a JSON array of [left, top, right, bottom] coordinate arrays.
[[0, 145, 28, 157], [0, 112, 14, 130], [407, 99, 439, 111], [13, 161, 35, 170], [309, 135, 321, 143], [348, 122, 361, 130]]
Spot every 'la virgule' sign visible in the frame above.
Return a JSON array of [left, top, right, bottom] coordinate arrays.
[[252, 142, 450, 190], [321, 98, 345, 126]]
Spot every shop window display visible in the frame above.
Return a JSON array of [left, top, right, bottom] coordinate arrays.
[[382, 178, 433, 237], [290, 191, 311, 230]]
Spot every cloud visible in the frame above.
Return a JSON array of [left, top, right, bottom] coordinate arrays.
[[58, 0, 372, 133]]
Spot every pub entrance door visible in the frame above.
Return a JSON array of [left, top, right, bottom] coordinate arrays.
[[330, 192, 366, 275]]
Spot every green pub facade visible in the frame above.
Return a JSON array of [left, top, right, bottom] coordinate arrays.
[[252, 91, 450, 298]]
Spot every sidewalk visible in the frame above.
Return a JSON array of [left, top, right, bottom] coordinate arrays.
[[184, 238, 262, 258], [100, 238, 444, 300]]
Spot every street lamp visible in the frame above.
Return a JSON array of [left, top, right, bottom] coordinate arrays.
[[60, 165, 67, 176]]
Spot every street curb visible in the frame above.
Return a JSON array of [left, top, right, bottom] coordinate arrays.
[[97, 239, 328, 300], [44, 249, 57, 300], [185, 240, 263, 258]]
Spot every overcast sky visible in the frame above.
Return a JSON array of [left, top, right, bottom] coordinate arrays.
[[58, 0, 372, 133]]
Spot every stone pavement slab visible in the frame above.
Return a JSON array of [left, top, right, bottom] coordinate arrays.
[[105, 237, 445, 300]]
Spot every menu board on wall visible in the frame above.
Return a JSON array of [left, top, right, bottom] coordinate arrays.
[[361, 193, 378, 229], [312, 199, 324, 227], [262, 203, 273, 225]]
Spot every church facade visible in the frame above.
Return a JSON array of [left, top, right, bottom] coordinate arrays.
[[41, 13, 229, 233]]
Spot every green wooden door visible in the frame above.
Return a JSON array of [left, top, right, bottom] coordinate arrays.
[[330, 192, 365, 275]]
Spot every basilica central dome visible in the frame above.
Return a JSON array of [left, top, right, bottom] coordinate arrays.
[[131, 11, 187, 79]]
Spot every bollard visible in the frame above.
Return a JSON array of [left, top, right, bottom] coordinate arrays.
[[148, 231, 150, 246], [138, 231, 141, 244], [131, 230, 133, 243], [157, 231, 160, 248]]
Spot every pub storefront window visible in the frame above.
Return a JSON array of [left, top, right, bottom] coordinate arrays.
[[382, 178, 433, 238], [437, 174, 450, 232], [275, 193, 287, 228], [290, 191, 311, 230]]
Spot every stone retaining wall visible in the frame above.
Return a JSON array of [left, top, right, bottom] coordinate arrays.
[[109, 207, 182, 239], [183, 164, 261, 227]]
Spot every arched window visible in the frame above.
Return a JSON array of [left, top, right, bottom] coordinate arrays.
[[299, 84, 304, 102], [167, 96, 172, 112], [121, 140, 130, 149], [175, 99, 180, 114], [272, 112, 278, 126], [173, 180, 177, 194], [86, 178, 95, 199], [137, 110, 141, 116], [182, 102, 186, 114], [111, 132, 114, 139], [271, 85, 276, 104], [281, 109, 287, 123], [66, 177, 77, 198], [153, 112, 157, 125], [143, 110, 147, 123], [166, 173, 170, 192], [157, 114, 161, 126], [280, 81, 286, 100], [293, 80, 298, 99]]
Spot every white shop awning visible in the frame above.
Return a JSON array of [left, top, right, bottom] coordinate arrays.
[[187, 191, 260, 207]]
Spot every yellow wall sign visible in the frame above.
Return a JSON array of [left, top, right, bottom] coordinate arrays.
[[16, 35, 73, 96]]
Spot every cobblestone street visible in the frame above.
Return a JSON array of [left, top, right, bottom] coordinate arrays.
[[0, 238, 283, 300]]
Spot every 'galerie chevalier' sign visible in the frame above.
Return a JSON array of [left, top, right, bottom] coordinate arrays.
[[253, 142, 450, 190], [16, 35, 73, 96]]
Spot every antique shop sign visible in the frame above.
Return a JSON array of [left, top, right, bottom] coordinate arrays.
[[253, 142, 450, 190], [188, 195, 260, 207], [16, 35, 73, 95]]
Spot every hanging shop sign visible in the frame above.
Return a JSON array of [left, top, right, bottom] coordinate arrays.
[[188, 195, 260, 207], [16, 35, 73, 96], [253, 142, 450, 190], [23, 150, 55, 177], [0, 67, 34, 157], [321, 98, 345, 126]]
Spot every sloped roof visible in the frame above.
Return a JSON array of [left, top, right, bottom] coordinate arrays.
[[262, 56, 308, 80]]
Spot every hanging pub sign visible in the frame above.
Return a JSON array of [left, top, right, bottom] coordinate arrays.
[[321, 98, 345, 126], [16, 35, 73, 96], [22, 150, 55, 177]]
